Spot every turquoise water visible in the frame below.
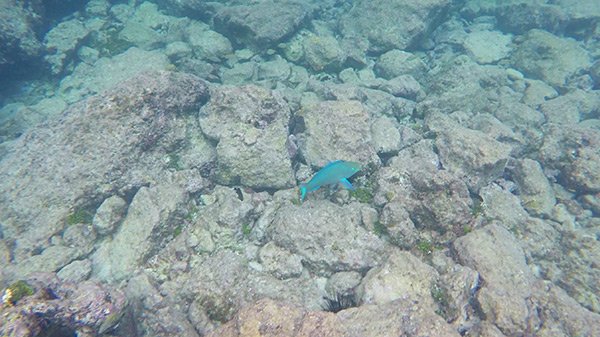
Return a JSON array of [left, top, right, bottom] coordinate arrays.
[[0, 1, 599, 336]]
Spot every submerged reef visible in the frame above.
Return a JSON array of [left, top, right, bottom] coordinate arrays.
[[0, 0, 600, 336]]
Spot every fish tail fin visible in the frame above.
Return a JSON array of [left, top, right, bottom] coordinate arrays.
[[299, 183, 307, 202]]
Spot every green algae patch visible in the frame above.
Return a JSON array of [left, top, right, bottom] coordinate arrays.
[[66, 208, 94, 225], [3, 280, 34, 305]]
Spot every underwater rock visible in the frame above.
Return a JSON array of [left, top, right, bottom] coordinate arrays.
[[337, 298, 460, 337], [199, 85, 295, 189], [462, 30, 512, 64], [92, 174, 190, 283], [357, 250, 439, 307], [510, 29, 590, 88], [539, 125, 600, 194], [58, 47, 172, 103], [379, 201, 418, 248], [378, 75, 424, 101], [268, 201, 386, 275], [93, 195, 127, 236], [187, 25, 233, 62], [374, 50, 427, 80], [539, 89, 600, 125], [428, 114, 512, 192], [417, 56, 513, 116], [302, 34, 346, 72], [0, 273, 127, 337], [44, 18, 91, 75], [339, 0, 451, 53], [370, 116, 401, 155], [454, 224, 536, 335], [126, 273, 201, 337], [0, 1, 43, 73], [510, 158, 556, 217], [205, 298, 342, 337], [299, 100, 379, 167], [57, 259, 92, 283], [213, 1, 313, 50], [258, 242, 304, 280], [0, 71, 209, 268]]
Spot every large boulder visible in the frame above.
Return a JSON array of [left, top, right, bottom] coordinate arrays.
[[213, 1, 313, 50], [0, 0, 43, 74], [268, 201, 386, 274], [298, 100, 379, 167], [510, 29, 591, 88], [339, 0, 450, 53], [0, 71, 211, 264], [198, 85, 295, 189], [428, 114, 512, 192]]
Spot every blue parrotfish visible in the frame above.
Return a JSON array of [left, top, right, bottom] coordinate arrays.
[[300, 160, 362, 202]]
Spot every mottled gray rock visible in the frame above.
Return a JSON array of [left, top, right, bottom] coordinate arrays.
[[92, 175, 190, 283], [302, 34, 346, 72], [259, 242, 303, 279], [479, 183, 529, 230], [462, 30, 512, 64], [3, 246, 80, 281], [62, 223, 96, 256], [378, 75, 424, 101], [57, 259, 92, 282], [269, 201, 386, 275], [213, 1, 313, 50], [165, 41, 192, 62], [299, 100, 379, 167], [379, 202, 418, 248], [256, 57, 292, 87], [418, 56, 513, 116], [409, 168, 474, 234], [187, 25, 233, 62], [0, 71, 209, 266], [326, 271, 362, 297], [0, 103, 45, 142], [358, 250, 438, 307], [539, 125, 600, 193], [429, 114, 512, 192], [521, 79, 559, 108], [463, 0, 599, 38], [468, 113, 525, 146], [205, 298, 341, 337], [0, 1, 43, 72], [93, 195, 128, 236], [454, 224, 536, 335], [338, 298, 460, 337], [220, 62, 257, 84], [199, 85, 295, 189], [510, 29, 590, 88], [44, 19, 92, 74], [374, 50, 427, 80], [510, 159, 556, 217], [540, 89, 600, 124], [532, 281, 600, 337], [126, 273, 201, 337], [340, 0, 450, 53], [59, 47, 171, 103], [374, 140, 439, 207], [370, 116, 401, 154]]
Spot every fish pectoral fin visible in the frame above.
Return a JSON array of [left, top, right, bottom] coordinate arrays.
[[339, 178, 355, 190]]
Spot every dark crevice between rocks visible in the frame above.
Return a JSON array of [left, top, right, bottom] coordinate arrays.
[[34, 324, 76, 337], [321, 291, 358, 313]]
